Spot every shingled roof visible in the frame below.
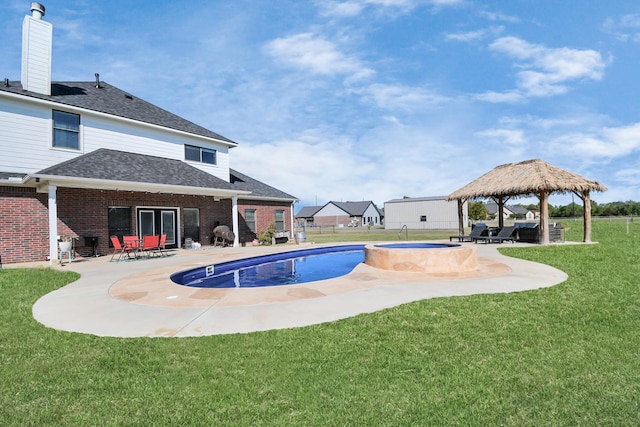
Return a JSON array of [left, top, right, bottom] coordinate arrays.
[[36, 148, 235, 190], [0, 81, 236, 144], [229, 169, 297, 201]]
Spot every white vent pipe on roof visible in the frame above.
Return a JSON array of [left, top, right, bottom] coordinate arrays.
[[30, 2, 45, 20]]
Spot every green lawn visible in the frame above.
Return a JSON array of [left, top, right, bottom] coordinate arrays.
[[1, 220, 639, 425]]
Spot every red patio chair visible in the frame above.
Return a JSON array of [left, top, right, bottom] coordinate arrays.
[[157, 234, 168, 257], [110, 235, 132, 262], [122, 235, 140, 259], [141, 235, 160, 257]]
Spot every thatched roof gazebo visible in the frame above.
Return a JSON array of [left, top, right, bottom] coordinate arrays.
[[447, 159, 607, 245]]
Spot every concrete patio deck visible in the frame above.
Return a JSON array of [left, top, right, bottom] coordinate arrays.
[[28, 241, 567, 338]]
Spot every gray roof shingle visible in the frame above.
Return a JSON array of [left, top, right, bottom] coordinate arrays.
[[296, 206, 323, 217], [331, 201, 379, 216], [0, 81, 236, 144], [36, 148, 235, 190], [229, 169, 297, 200]]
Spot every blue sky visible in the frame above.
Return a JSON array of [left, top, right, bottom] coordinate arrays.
[[3, 0, 640, 209]]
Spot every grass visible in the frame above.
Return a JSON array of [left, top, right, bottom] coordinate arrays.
[[1, 219, 640, 425]]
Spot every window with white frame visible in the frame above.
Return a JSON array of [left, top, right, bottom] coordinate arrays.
[[52, 110, 80, 150], [245, 209, 256, 233], [275, 210, 285, 232], [185, 145, 216, 165]]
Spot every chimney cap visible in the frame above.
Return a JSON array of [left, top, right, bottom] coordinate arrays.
[[30, 2, 45, 19]]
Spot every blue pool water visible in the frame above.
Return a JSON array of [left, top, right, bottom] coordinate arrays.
[[171, 245, 365, 288]]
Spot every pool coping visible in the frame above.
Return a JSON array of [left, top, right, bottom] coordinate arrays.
[[30, 241, 568, 337]]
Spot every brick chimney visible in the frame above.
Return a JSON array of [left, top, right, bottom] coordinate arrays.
[[21, 2, 52, 95]]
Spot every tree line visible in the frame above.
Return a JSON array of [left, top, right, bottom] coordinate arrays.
[[468, 200, 640, 221]]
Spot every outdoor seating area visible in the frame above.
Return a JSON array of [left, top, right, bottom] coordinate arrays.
[[451, 222, 564, 245], [110, 234, 167, 262]]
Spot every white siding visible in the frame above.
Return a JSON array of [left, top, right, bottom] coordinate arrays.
[[0, 96, 231, 180], [361, 204, 381, 225], [384, 198, 466, 230], [21, 16, 52, 96], [315, 203, 348, 216]]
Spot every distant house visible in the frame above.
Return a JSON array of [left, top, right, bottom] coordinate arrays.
[[296, 201, 382, 227], [485, 203, 535, 221], [384, 196, 466, 230]]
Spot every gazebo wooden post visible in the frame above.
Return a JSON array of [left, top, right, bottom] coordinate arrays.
[[582, 190, 592, 243], [457, 198, 466, 236], [539, 191, 549, 245], [498, 196, 504, 228]]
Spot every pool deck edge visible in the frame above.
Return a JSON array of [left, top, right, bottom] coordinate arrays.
[[30, 241, 568, 337]]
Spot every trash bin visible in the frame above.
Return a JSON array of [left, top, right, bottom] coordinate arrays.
[[184, 238, 193, 249], [294, 232, 306, 244]]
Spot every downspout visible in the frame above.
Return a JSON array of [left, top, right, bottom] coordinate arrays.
[[48, 185, 57, 265], [231, 196, 239, 247], [290, 203, 295, 238]]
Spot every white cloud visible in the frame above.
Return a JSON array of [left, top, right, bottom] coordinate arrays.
[[555, 123, 640, 159], [264, 32, 374, 81], [353, 83, 450, 111], [602, 14, 640, 42], [477, 36, 608, 101], [475, 128, 526, 145], [445, 27, 504, 42], [316, 0, 462, 17]]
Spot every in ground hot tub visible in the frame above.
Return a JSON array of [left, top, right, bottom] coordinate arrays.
[[364, 242, 477, 273]]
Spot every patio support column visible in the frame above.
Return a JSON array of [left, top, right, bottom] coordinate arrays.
[[539, 191, 549, 245], [582, 190, 592, 243], [231, 196, 239, 247], [48, 185, 58, 265]]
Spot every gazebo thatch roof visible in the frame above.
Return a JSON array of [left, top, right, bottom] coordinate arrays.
[[447, 159, 607, 201]]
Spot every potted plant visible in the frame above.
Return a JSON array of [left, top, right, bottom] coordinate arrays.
[[57, 235, 78, 252]]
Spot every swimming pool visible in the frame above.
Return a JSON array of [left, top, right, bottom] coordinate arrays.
[[171, 245, 365, 288]]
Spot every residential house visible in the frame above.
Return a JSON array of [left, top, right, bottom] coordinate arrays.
[[295, 206, 322, 227], [0, 4, 296, 264], [297, 201, 382, 228], [384, 196, 466, 230], [485, 203, 535, 221]]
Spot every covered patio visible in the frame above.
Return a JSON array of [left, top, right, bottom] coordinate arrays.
[[447, 159, 607, 245]]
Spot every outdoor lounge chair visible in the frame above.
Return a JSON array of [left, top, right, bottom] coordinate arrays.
[[141, 235, 160, 257], [156, 234, 168, 257], [450, 224, 487, 242], [110, 235, 133, 261], [123, 235, 141, 258], [473, 226, 517, 244]]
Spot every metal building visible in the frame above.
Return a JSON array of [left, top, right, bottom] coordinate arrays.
[[384, 196, 467, 230]]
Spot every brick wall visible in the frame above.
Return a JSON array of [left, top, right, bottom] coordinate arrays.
[[314, 215, 351, 228], [0, 186, 293, 264], [237, 200, 292, 243], [0, 186, 49, 264]]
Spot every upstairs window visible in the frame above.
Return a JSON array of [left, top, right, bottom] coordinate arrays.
[[52, 110, 80, 150], [185, 145, 216, 165]]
